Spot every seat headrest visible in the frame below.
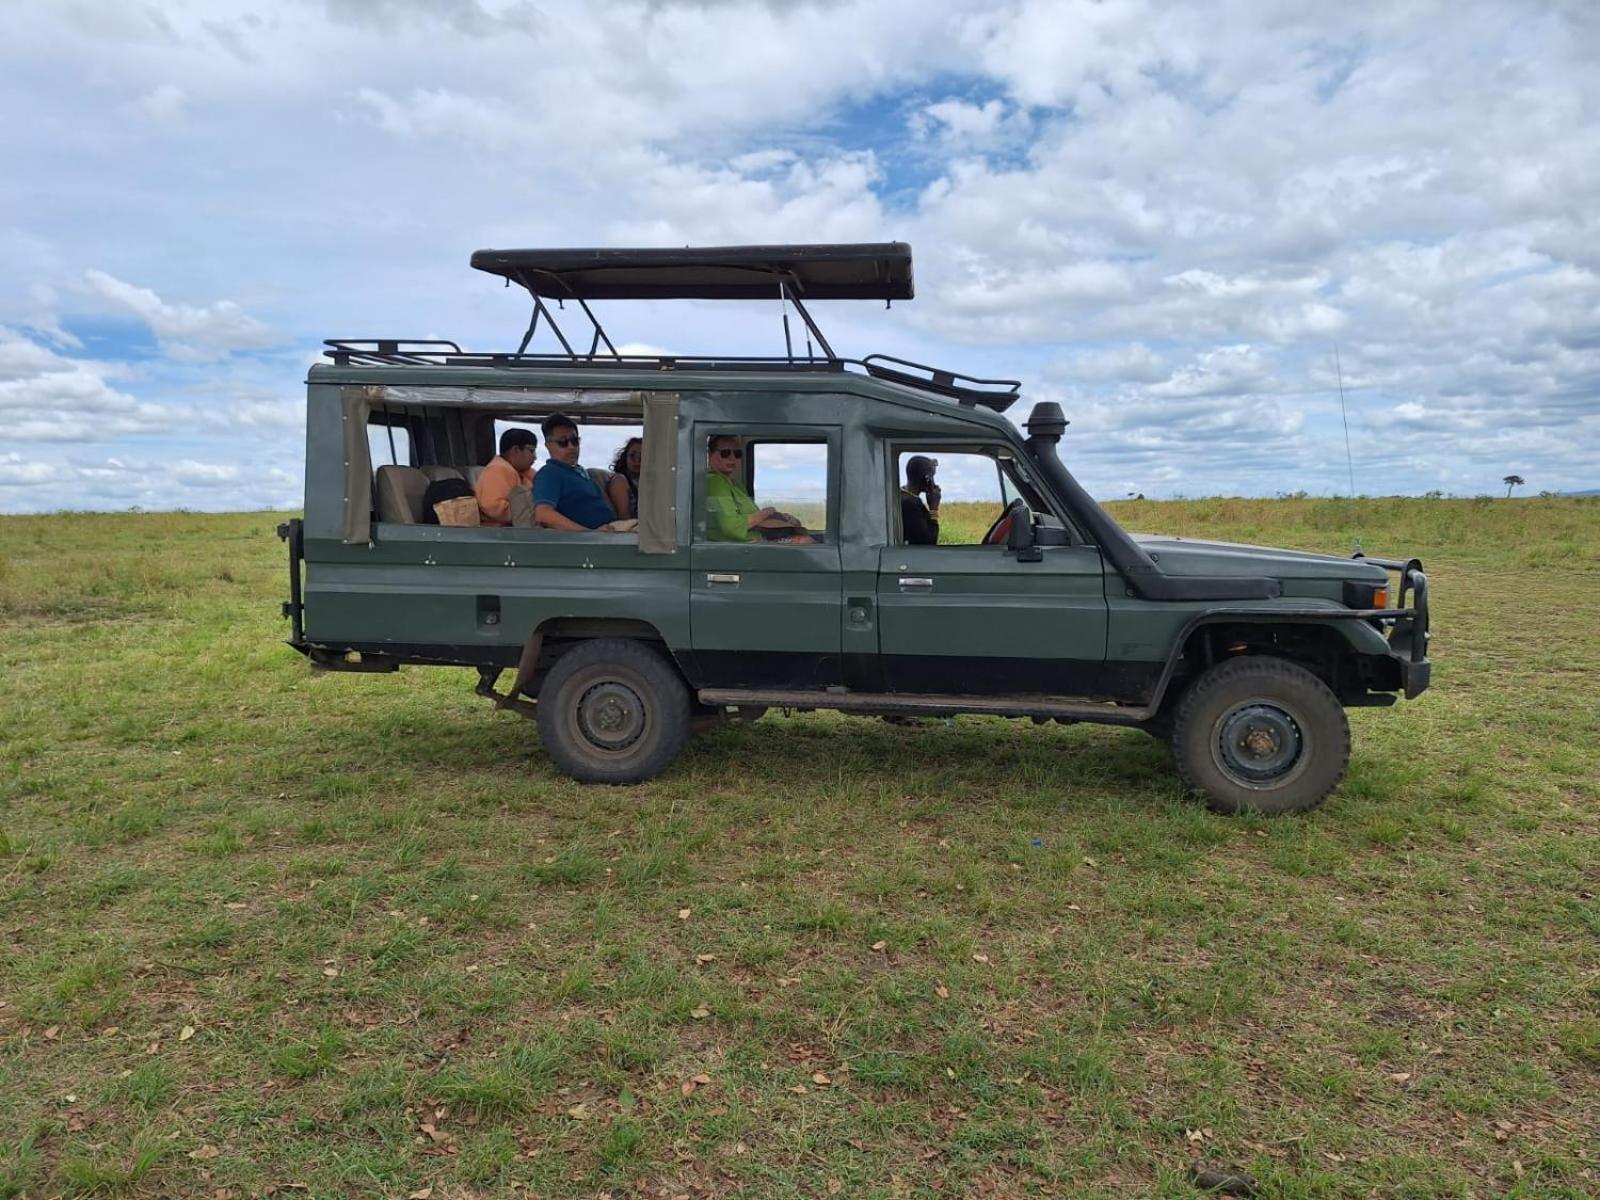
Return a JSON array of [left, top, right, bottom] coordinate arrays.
[[375, 465, 430, 524], [421, 465, 465, 482]]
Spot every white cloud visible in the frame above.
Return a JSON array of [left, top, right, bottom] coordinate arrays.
[[1147, 345, 1272, 399], [0, 451, 299, 512], [0, 326, 178, 441], [912, 98, 1031, 153], [323, 0, 543, 39], [0, 454, 54, 486], [171, 460, 242, 485], [0, 0, 1597, 507], [81, 271, 280, 360]]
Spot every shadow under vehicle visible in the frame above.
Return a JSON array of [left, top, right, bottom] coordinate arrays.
[[278, 243, 1430, 814]]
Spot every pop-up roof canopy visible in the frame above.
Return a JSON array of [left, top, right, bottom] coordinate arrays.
[[324, 242, 1019, 412], [469, 243, 914, 301]]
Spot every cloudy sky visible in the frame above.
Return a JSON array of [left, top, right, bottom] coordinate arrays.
[[2, 0, 1597, 513]]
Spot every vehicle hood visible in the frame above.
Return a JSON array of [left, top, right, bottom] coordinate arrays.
[[1129, 535, 1386, 582]]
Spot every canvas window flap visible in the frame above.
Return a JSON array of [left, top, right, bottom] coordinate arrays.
[[340, 386, 378, 544], [638, 392, 679, 554], [380, 385, 635, 411]]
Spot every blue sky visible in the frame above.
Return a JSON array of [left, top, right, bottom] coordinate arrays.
[[2, 0, 1597, 513]]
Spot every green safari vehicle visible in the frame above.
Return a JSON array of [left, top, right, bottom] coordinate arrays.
[[278, 243, 1430, 814]]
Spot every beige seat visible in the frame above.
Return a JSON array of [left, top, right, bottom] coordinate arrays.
[[421, 465, 464, 483], [466, 465, 487, 486], [375, 465, 430, 524], [587, 467, 615, 490]]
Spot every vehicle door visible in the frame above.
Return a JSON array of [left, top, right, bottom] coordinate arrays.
[[875, 446, 1108, 695], [689, 426, 844, 688]]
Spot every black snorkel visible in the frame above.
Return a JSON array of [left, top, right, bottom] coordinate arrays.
[[1023, 401, 1280, 601]]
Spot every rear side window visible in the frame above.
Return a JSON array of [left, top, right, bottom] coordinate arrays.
[[368, 421, 412, 468]]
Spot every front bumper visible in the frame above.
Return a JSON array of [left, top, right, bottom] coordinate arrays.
[[1354, 553, 1432, 699]]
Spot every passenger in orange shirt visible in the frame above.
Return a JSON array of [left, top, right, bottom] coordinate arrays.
[[475, 428, 537, 525]]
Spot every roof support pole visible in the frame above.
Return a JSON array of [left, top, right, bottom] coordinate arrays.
[[776, 278, 795, 362], [513, 272, 578, 357], [574, 297, 620, 360], [514, 302, 541, 355], [782, 280, 837, 361]]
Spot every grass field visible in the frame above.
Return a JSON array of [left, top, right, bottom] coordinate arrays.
[[1, 498, 1597, 1199]]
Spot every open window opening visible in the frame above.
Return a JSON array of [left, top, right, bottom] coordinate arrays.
[[346, 387, 675, 548], [366, 416, 413, 470], [890, 447, 1071, 547], [699, 433, 833, 545]]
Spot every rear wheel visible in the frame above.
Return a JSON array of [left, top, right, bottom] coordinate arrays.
[[1169, 657, 1350, 815], [536, 639, 690, 784]]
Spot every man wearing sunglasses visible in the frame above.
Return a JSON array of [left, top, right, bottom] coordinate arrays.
[[531, 413, 617, 530], [475, 426, 537, 526]]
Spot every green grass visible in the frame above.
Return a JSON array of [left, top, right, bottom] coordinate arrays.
[[0, 499, 1597, 1198]]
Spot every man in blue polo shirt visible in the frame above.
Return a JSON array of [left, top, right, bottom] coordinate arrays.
[[531, 413, 617, 530]]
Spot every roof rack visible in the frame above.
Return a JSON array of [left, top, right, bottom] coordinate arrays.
[[320, 341, 1020, 413], [318, 244, 1020, 413]]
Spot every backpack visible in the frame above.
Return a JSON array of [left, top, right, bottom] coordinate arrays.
[[420, 477, 475, 524]]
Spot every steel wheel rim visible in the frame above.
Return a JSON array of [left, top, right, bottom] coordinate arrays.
[[573, 677, 648, 754], [1211, 699, 1308, 788]]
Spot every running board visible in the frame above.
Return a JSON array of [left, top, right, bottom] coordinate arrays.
[[696, 688, 1152, 725]]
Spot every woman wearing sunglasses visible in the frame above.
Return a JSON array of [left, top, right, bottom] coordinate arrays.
[[705, 435, 812, 543]]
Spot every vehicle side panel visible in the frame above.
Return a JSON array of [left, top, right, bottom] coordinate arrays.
[[688, 542, 844, 687], [875, 544, 1109, 695], [303, 529, 690, 652]]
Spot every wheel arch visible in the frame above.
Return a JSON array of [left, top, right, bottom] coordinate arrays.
[[503, 617, 693, 704], [1148, 612, 1394, 715]]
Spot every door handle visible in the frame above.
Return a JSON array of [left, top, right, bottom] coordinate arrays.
[[898, 577, 934, 590], [706, 573, 741, 585]]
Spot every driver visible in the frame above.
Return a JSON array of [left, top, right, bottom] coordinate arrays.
[[901, 455, 941, 545]]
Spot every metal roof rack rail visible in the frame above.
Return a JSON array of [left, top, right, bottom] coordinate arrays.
[[323, 339, 464, 366], [861, 354, 1020, 412]]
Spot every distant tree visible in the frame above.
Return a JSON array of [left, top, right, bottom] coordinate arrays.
[[1503, 474, 1525, 498]]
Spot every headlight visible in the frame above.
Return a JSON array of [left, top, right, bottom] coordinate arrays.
[[1343, 581, 1388, 610]]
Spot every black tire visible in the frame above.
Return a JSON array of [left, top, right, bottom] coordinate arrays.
[[1168, 657, 1350, 815], [535, 639, 691, 784]]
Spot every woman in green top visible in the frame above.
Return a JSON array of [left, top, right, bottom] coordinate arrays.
[[706, 435, 812, 543]]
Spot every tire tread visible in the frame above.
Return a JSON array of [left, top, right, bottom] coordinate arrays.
[[535, 638, 690, 784], [1169, 656, 1350, 815]]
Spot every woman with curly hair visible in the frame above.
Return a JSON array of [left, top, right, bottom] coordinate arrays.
[[606, 436, 642, 521]]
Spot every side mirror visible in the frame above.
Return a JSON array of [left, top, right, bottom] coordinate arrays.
[[1006, 505, 1043, 562]]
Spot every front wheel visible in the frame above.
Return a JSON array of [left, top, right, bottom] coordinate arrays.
[[536, 639, 690, 784], [1169, 657, 1350, 815]]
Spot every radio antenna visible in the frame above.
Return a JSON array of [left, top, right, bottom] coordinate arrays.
[[1334, 345, 1361, 554]]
